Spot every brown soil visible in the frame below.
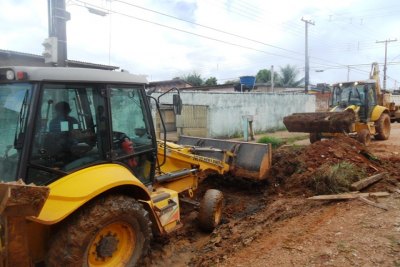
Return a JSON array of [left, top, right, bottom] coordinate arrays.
[[283, 109, 355, 133], [142, 125, 400, 267], [221, 195, 400, 267], [268, 135, 398, 196]]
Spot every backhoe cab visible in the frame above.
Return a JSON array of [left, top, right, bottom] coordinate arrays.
[[0, 66, 272, 266], [284, 62, 391, 145]]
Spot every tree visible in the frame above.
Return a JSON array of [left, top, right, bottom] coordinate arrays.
[[255, 69, 279, 83], [224, 79, 239, 84], [182, 72, 203, 86], [279, 65, 304, 87], [204, 77, 218, 86]]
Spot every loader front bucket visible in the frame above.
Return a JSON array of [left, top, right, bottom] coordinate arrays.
[[0, 182, 49, 267], [178, 136, 272, 181], [283, 109, 356, 133]]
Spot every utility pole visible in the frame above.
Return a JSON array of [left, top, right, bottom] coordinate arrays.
[[301, 17, 315, 94], [376, 38, 397, 90], [47, 0, 70, 66], [347, 66, 350, 81], [270, 65, 274, 93]]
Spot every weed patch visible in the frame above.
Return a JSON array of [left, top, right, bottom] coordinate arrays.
[[257, 136, 284, 149], [311, 161, 366, 194]]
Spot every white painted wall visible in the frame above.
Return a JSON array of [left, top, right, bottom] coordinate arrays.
[[154, 92, 315, 138]]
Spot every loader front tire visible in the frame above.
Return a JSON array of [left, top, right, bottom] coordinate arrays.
[[198, 189, 224, 232], [46, 195, 152, 267], [375, 113, 391, 140], [357, 129, 371, 146]]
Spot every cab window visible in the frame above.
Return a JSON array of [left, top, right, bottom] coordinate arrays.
[[109, 87, 153, 184], [27, 84, 108, 185]]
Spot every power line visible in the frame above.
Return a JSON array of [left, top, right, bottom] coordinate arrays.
[[80, 0, 366, 72], [109, 0, 304, 56], [71, 0, 398, 83], [73, 1, 308, 62], [114, 0, 392, 69], [202, 0, 306, 36]]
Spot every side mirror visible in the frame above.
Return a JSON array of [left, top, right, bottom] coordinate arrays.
[[173, 94, 182, 115]]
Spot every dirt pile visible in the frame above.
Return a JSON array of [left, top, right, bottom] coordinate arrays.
[[268, 136, 394, 196]]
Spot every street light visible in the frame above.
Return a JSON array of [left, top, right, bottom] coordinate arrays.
[[87, 7, 108, 17], [82, 5, 112, 65]]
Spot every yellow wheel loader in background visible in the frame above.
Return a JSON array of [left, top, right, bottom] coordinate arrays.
[[283, 62, 393, 145], [0, 66, 272, 266]]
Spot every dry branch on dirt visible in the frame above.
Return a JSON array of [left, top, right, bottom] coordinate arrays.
[[350, 172, 386, 191], [307, 191, 390, 200]]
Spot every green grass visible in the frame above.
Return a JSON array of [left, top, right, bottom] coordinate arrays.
[[228, 132, 243, 139], [311, 161, 366, 194], [257, 126, 288, 134], [285, 135, 309, 144], [257, 134, 308, 149], [257, 136, 284, 149]]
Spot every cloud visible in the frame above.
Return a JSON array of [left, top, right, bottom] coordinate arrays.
[[1, 0, 399, 88]]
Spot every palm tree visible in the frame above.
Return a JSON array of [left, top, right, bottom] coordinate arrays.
[[278, 65, 304, 87]]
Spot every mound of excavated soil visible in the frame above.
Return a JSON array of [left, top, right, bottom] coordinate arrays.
[[268, 136, 397, 196]]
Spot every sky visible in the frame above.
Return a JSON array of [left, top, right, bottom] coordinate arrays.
[[1, 0, 400, 88]]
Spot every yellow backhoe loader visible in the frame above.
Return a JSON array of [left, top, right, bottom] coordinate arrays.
[[0, 66, 271, 266], [283, 62, 392, 145]]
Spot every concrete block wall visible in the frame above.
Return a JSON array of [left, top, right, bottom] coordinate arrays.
[[315, 93, 331, 111], [176, 105, 209, 137], [154, 92, 315, 138]]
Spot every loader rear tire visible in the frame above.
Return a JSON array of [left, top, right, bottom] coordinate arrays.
[[375, 113, 391, 140], [198, 189, 224, 232], [46, 195, 152, 267], [357, 129, 371, 146], [309, 132, 321, 144]]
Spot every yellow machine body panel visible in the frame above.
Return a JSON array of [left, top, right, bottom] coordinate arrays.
[[161, 175, 198, 194], [370, 105, 388, 122], [354, 121, 376, 135], [158, 141, 228, 175], [345, 105, 359, 112], [150, 187, 181, 233], [31, 164, 151, 225]]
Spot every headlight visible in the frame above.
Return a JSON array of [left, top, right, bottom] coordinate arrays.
[[6, 70, 15, 80]]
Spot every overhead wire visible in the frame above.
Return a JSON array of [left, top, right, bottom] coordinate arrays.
[[73, 0, 317, 63], [157, 0, 388, 60], [111, 0, 304, 56], [92, 0, 375, 71], [202, 0, 306, 36], [72, 0, 398, 83]]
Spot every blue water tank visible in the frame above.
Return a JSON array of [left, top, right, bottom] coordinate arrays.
[[239, 76, 256, 87]]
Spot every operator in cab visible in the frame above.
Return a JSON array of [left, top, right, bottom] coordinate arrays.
[[49, 101, 79, 132]]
